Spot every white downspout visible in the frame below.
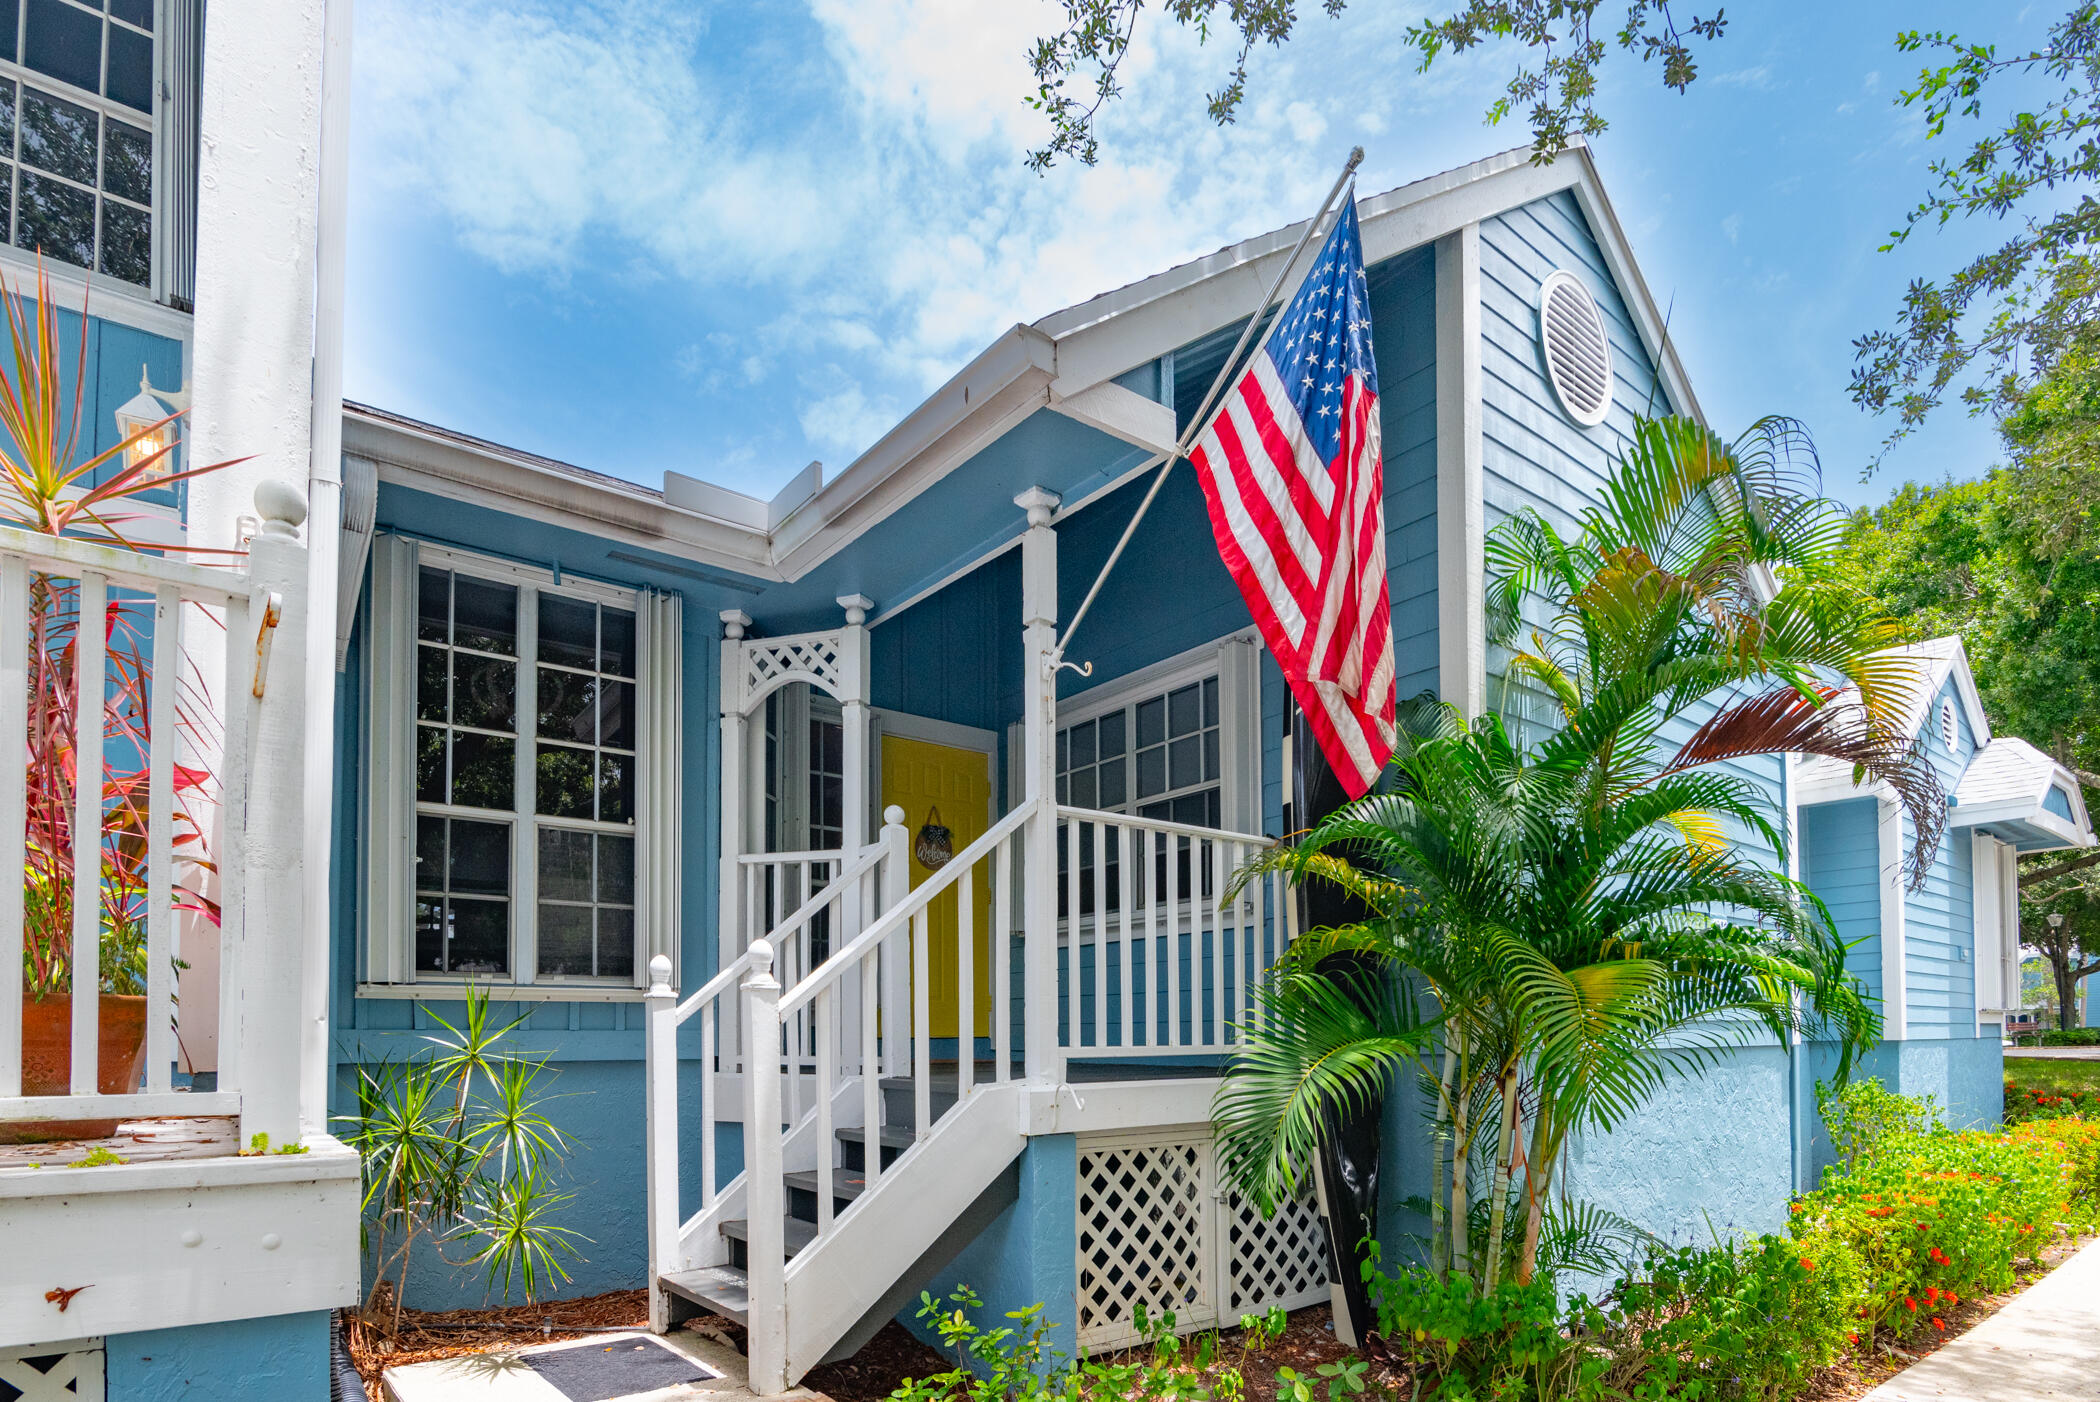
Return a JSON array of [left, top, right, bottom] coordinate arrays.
[[301, 0, 354, 1134]]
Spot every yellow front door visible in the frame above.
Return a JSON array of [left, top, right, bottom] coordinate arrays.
[[880, 734, 993, 1040]]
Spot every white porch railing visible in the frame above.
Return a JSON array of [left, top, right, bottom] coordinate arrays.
[[1055, 807, 1292, 1057], [0, 489, 308, 1139]]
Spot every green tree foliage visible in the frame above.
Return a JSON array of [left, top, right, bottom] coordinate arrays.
[[1852, 6, 2100, 455], [1214, 415, 1914, 1290], [1024, 0, 1728, 171]]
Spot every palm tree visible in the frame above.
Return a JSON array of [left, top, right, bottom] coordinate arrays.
[[1213, 415, 1939, 1290]]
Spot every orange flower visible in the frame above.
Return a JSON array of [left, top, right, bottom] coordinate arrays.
[[1933, 1318, 1946, 1331], [1905, 1298, 1917, 1312], [1801, 1258, 1816, 1272]]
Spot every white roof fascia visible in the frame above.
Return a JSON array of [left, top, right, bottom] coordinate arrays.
[[769, 323, 1058, 579], [1038, 143, 1703, 429], [343, 407, 783, 580], [1794, 771, 1894, 809]]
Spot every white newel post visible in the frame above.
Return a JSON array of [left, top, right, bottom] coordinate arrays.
[[837, 595, 873, 854], [743, 939, 788, 1395], [838, 595, 873, 1072], [644, 954, 680, 1333], [238, 482, 311, 1148], [879, 804, 909, 1076], [719, 610, 751, 1008], [1016, 488, 1061, 1083]]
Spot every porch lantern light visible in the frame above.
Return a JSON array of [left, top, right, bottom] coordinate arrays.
[[113, 364, 186, 479], [2050, 912, 2066, 930]]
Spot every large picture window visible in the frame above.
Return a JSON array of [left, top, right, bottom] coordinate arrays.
[[402, 556, 649, 986], [0, 0, 157, 286]]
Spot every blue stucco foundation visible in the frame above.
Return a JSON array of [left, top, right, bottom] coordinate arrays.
[[901, 1134, 1080, 1369], [104, 1309, 331, 1401], [335, 1057, 747, 1308]]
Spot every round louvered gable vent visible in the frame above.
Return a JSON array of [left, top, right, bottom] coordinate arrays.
[[1539, 270, 1612, 427]]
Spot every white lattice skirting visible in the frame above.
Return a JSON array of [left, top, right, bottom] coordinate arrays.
[[1075, 1128, 1330, 1352], [0, 1340, 103, 1402]]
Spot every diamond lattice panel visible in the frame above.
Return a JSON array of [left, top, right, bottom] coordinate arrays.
[[0, 1343, 104, 1402], [1226, 1189, 1330, 1316], [742, 632, 843, 707], [1076, 1139, 1213, 1350]]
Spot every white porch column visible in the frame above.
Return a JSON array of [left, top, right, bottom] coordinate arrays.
[[837, 595, 874, 853], [1016, 488, 1061, 1082], [1434, 222, 1485, 719], [182, 0, 334, 1131], [719, 610, 753, 981]]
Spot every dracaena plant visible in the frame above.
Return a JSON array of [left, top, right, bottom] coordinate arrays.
[[341, 986, 582, 1333], [1215, 415, 1936, 1291], [3, 262, 236, 1005]]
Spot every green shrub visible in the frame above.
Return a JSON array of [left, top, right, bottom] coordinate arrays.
[[1579, 1233, 1864, 1402], [1792, 1127, 2066, 1339], [1366, 1258, 1591, 1401], [1817, 1077, 1940, 1170], [2005, 1077, 2100, 1123], [2020, 1028, 2100, 1047]]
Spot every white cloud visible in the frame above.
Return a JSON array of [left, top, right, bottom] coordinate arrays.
[[357, 0, 1429, 470], [798, 382, 902, 453], [1721, 212, 1742, 245], [1285, 101, 1328, 144], [356, 1, 840, 284], [1710, 64, 1773, 90]]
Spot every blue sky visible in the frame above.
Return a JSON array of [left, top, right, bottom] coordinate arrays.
[[344, 1, 2050, 512]]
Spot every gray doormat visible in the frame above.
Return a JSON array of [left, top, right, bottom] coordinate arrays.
[[521, 1336, 720, 1401]]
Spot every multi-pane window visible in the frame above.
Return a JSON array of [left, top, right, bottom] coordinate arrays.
[[0, 0, 156, 285], [1058, 675, 1221, 827], [1056, 675, 1225, 916], [806, 708, 843, 850], [534, 593, 636, 826], [536, 829, 633, 981], [413, 564, 641, 982]]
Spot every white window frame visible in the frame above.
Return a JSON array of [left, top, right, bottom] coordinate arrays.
[[1018, 630, 1264, 835], [362, 536, 682, 997], [0, 0, 161, 294]]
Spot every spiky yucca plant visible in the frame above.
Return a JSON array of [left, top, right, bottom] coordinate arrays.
[[1214, 415, 1937, 1290]]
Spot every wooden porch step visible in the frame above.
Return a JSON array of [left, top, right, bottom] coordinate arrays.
[[722, 1214, 817, 1266], [784, 1167, 866, 1221], [659, 1264, 751, 1326], [835, 1124, 916, 1173]]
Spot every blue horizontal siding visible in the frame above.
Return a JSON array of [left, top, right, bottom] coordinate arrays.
[[1905, 677, 1977, 1036], [1801, 798, 1883, 1009]]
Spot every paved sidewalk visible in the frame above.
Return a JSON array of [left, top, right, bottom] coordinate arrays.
[[1861, 1236, 2100, 1401], [2006, 1047, 2100, 1060]]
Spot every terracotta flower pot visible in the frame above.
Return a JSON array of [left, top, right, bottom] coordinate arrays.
[[2, 992, 149, 1144]]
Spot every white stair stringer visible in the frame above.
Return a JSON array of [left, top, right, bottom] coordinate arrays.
[[781, 1083, 1026, 1382], [676, 1075, 868, 1273]]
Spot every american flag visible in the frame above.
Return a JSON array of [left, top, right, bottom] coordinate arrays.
[[1188, 200, 1395, 797]]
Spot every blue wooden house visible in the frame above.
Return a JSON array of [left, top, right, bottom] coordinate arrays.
[[321, 143, 2092, 1393]]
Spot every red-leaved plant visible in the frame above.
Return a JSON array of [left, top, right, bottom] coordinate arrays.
[[2, 262, 239, 1017]]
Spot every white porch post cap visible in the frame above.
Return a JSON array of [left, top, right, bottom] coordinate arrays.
[[1014, 486, 1060, 526], [719, 608, 752, 639], [837, 593, 874, 625]]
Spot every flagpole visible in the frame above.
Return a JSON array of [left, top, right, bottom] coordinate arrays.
[[1052, 145, 1365, 664]]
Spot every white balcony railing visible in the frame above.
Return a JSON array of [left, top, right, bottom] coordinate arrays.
[[0, 488, 308, 1138]]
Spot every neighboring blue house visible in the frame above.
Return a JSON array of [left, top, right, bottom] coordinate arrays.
[[320, 143, 2094, 1392], [1796, 637, 2091, 1131]]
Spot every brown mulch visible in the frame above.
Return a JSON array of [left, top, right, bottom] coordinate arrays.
[[343, 1286, 649, 1402]]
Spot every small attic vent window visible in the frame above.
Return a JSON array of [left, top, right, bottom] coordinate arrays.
[[1539, 270, 1613, 428], [1940, 699, 1958, 750]]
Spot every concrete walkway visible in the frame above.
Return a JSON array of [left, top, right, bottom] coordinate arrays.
[[1861, 1236, 2100, 1401], [2006, 1047, 2100, 1060]]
